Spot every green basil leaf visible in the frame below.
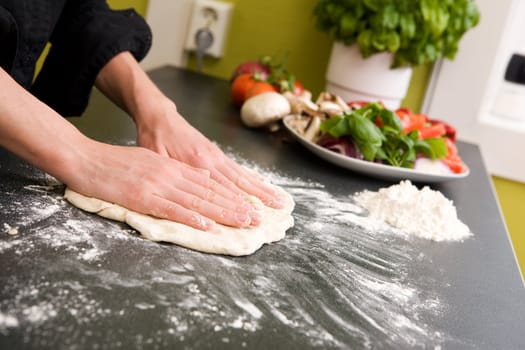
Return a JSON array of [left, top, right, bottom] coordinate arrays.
[[400, 147, 416, 167], [378, 108, 402, 131], [418, 137, 448, 159], [319, 116, 348, 138], [358, 141, 380, 161], [348, 114, 384, 147]]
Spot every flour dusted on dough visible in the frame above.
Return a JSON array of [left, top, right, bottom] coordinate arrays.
[[354, 180, 471, 242], [64, 185, 294, 257]]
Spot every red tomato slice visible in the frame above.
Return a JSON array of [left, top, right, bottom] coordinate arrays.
[[441, 157, 466, 174], [395, 108, 427, 133], [419, 123, 446, 139]]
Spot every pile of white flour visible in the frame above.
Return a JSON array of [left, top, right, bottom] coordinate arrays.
[[354, 180, 472, 242]]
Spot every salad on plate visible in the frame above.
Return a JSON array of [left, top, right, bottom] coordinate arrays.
[[284, 93, 467, 176]]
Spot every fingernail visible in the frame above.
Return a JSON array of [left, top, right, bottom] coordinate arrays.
[[236, 213, 251, 227], [264, 196, 285, 209], [249, 210, 262, 226], [192, 215, 215, 230], [236, 177, 250, 188]]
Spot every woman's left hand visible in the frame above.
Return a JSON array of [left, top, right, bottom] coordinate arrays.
[[95, 51, 284, 213], [136, 103, 285, 210]]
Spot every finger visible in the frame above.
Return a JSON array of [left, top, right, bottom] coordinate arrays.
[[177, 177, 248, 212], [207, 168, 241, 195], [218, 158, 286, 209], [147, 195, 216, 231], [177, 164, 262, 225], [172, 178, 261, 227], [178, 190, 254, 228], [178, 161, 246, 203]]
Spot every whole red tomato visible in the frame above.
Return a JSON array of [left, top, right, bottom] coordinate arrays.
[[230, 73, 260, 106], [245, 81, 277, 100]]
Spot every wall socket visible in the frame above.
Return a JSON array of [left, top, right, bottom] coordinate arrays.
[[184, 0, 234, 58]]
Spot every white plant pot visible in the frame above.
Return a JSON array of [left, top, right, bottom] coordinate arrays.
[[326, 43, 412, 109]]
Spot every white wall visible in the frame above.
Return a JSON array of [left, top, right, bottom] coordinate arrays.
[[424, 0, 525, 182], [140, 0, 194, 70]]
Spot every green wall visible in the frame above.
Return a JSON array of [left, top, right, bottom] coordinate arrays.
[[108, 0, 148, 14], [105, 0, 431, 112], [188, 0, 333, 105], [186, 0, 432, 112], [493, 177, 525, 278], [116, 0, 524, 278]]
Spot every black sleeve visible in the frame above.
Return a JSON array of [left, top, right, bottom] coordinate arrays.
[[0, 6, 17, 73], [30, 0, 152, 117]]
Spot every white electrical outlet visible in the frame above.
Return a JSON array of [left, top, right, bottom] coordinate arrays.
[[184, 0, 234, 58]]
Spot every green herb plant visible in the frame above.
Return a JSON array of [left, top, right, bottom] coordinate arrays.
[[319, 103, 447, 168], [313, 0, 481, 67]]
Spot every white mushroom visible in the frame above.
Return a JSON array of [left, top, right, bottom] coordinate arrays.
[[240, 92, 291, 128], [284, 114, 312, 135]]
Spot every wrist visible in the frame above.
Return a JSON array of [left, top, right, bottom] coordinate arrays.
[[134, 96, 184, 144], [32, 128, 95, 185], [134, 94, 177, 127]]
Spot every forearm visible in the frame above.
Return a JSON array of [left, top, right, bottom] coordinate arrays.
[[94, 51, 177, 129], [94, 52, 284, 210], [93, 51, 201, 157], [0, 66, 259, 229], [0, 68, 90, 180]]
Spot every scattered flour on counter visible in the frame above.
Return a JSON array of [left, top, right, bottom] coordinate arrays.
[[0, 312, 19, 331], [1, 160, 450, 348], [354, 180, 472, 242]]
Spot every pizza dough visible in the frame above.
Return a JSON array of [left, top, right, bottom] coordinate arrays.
[[63, 185, 295, 256]]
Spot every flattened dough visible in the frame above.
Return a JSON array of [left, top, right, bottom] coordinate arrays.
[[64, 185, 294, 256]]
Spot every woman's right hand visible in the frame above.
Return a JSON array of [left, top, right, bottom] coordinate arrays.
[[64, 141, 261, 230], [0, 67, 259, 231]]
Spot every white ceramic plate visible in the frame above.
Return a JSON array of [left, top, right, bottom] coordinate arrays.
[[282, 115, 470, 183]]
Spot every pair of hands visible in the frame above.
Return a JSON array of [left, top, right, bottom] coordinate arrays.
[[74, 52, 283, 231], [132, 106, 284, 230], [0, 55, 280, 231], [72, 107, 283, 231]]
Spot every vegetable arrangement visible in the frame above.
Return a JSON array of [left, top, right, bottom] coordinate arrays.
[[230, 56, 304, 107], [318, 102, 466, 173], [229, 57, 467, 175]]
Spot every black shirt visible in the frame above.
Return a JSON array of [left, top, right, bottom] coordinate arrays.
[[0, 0, 152, 116]]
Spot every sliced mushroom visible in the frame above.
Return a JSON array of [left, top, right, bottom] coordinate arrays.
[[316, 92, 350, 113], [284, 114, 312, 135], [283, 91, 320, 116], [318, 101, 344, 117], [298, 89, 312, 102], [315, 91, 332, 105], [333, 94, 350, 112], [303, 116, 322, 142]]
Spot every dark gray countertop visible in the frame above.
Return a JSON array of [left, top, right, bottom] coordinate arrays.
[[1, 66, 524, 350]]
